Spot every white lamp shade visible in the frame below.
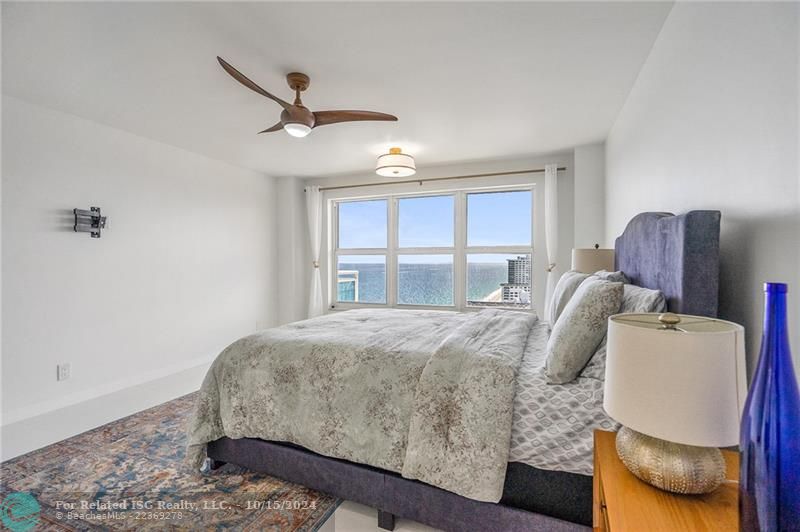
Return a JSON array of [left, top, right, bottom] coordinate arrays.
[[376, 148, 416, 177], [604, 313, 747, 447], [571, 248, 615, 273]]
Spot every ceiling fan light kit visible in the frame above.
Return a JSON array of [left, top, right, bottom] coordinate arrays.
[[284, 122, 312, 138], [217, 57, 398, 138], [376, 147, 416, 177]]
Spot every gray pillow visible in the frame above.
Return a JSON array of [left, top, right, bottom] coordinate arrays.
[[545, 278, 624, 384], [580, 343, 607, 381], [620, 284, 667, 313], [547, 271, 591, 325], [593, 270, 630, 283], [578, 285, 665, 381]]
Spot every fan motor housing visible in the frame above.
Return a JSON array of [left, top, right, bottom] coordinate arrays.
[[281, 106, 315, 128]]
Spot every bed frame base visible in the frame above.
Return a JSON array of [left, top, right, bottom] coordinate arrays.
[[378, 509, 396, 530], [207, 437, 587, 532]]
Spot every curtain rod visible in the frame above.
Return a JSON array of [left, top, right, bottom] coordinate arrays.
[[305, 166, 566, 192]]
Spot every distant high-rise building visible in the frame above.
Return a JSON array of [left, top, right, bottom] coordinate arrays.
[[506, 256, 531, 284], [501, 256, 531, 304]]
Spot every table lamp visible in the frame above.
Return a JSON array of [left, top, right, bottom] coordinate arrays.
[[604, 312, 747, 494], [571, 244, 614, 274]]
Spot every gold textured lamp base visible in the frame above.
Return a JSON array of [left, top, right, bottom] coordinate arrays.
[[615, 426, 726, 494]]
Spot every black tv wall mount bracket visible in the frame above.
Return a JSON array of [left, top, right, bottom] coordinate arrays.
[[73, 207, 107, 238]]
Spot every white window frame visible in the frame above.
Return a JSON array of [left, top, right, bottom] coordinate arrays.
[[329, 183, 535, 313]]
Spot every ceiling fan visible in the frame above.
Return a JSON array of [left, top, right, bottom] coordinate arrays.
[[217, 56, 398, 138]]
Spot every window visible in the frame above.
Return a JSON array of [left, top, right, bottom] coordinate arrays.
[[465, 190, 532, 309], [332, 187, 533, 311], [397, 195, 455, 306], [334, 199, 388, 304]]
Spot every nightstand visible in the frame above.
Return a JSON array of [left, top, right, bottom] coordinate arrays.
[[593, 430, 739, 531]]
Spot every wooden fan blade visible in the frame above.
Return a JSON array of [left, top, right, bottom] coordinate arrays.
[[258, 122, 284, 134], [313, 110, 398, 128], [217, 56, 291, 110]]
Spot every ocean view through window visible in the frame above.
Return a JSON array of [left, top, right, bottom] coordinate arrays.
[[333, 187, 533, 311], [467, 253, 531, 308], [337, 255, 386, 304], [398, 254, 454, 306]]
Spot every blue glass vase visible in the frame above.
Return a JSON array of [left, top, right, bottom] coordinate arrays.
[[740, 283, 800, 531]]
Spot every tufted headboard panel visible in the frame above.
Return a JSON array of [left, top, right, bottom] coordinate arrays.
[[614, 211, 721, 317]]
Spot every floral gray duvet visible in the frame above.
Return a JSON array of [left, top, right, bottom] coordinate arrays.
[[187, 308, 535, 502]]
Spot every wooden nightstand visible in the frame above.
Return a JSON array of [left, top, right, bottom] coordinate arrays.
[[593, 430, 739, 531]]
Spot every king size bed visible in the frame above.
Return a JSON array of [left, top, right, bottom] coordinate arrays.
[[187, 211, 722, 531]]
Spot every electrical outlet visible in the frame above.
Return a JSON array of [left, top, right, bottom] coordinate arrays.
[[57, 363, 71, 381]]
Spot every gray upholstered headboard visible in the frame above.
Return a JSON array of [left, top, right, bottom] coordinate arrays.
[[614, 211, 721, 317]]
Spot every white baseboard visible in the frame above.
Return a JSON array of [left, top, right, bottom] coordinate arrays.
[[0, 360, 212, 461]]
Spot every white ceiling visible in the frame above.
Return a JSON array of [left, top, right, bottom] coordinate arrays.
[[2, 2, 673, 178]]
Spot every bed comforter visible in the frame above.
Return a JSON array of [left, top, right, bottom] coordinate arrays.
[[188, 308, 535, 502]]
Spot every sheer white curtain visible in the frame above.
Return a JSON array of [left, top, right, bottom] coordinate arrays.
[[543, 164, 559, 319], [305, 186, 324, 317]]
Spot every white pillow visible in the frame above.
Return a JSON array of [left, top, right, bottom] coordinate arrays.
[[545, 277, 624, 384]]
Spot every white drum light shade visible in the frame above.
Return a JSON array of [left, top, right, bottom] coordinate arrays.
[[376, 147, 416, 177], [284, 123, 312, 138], [571, 247, 615, 273], [604, 313, 747, 448]]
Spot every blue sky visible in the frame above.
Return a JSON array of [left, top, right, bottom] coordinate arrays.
[[338, 200, 387, 248], [338, 191, 532, 251], [399, 195, 454, 247], [467, 191, 532, 246]]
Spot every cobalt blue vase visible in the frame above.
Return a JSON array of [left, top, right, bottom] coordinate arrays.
[[740, 283, 800, 531]]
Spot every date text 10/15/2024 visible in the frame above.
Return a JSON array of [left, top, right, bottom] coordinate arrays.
[[53, 499, 318, 511]]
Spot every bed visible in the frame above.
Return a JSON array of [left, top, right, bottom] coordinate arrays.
[[189, 210, 721, 531]]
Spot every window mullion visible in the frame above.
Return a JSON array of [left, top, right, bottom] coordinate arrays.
[[394, 247, 455, 255], [334, 248, 388, 255], [454, 190, 467, 311], [464, 245, 533, 254], [387, 197, 398, 307], [330, 202, 338, 310]]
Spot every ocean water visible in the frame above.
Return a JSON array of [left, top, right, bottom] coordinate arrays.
[[337, 262, 517, 306]]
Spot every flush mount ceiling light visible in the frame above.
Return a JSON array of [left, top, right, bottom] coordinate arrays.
[[376, 147, 416, 177]]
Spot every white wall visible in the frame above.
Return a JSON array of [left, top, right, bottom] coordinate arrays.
[[1, 96, 278, 458], [276, 176, 309, 325], [300, 152, 575, 319], [605, 2, 800, 373], [573, 142, 606, 249]]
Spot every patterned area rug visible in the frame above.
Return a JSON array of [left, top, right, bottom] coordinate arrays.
[[0, 392, 339, 530]]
